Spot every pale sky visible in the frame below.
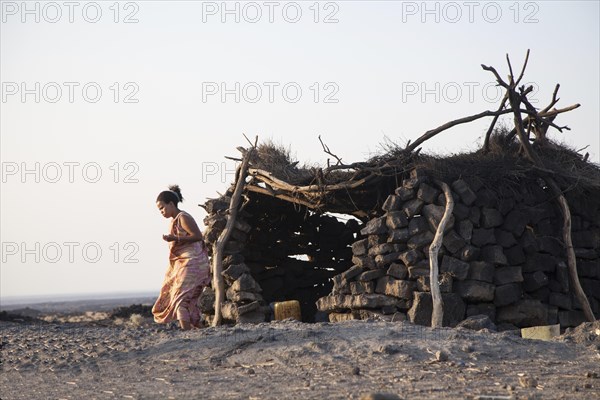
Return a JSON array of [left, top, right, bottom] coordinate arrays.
[[1, 1, 599, 300]]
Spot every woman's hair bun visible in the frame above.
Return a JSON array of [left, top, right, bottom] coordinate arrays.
[[168, 185, 183, 202]]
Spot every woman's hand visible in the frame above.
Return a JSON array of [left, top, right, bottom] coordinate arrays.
[[162, 234, 177, 242]]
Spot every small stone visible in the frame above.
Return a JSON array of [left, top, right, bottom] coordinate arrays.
[[471, 228, 495, 247], [407, 231, 434, 250], [575, 249, 599, 260], [399, 249, 422, 266], [555, 262, 570, 293], [375, 276, 416, 299], [403, 199, 425, 219], [455, 280, 495, 302], [403, 177, 423, 190], [466, 303, 496, 321], [458, 220, 473, 241], [453, 203, 471, 220], [225, 286, 262, 303], [341, 265, 366, 283], [577, 260, 600, 278], [549, 292, 571, 310], [387, 263, 408, 279], [558, 310, 587, 327], [442, 231, 466, 254], [518, 375, 538, 388], [357, 269, 386, 282], [497, 299, 547, 328], [368, 243, 396, 256], [350, 281, 375, 295], [352, 256, 377, 270], [469, 206, 481, 226], [494, 283, 522, 307], [435, 350, 448, 362], [481, 208, 503, 228], [351, 239, 369, 256], [495, 229, 517, 248], [524, 253, 557, 273], [368, 234, 387, 247], [375, 252, 402, 268], [237, 301, 260, 316], [352, 294, 402, 309], [467, 261, 494, 283], [521, 230, 539, 254], [416, 274, 453, 293], [222, 263, 250, 284], [395, 186, 415, 201], [408, 216, 430, 236], [382, 195, 402, 211], [505, 245, 526, 265], [230, 274, 262, 292], [410, 167, 428, 181], [494, 266, 524, 285], [361, 217, 388, 235], [408, 262, 430, 279], [417, 183, 439, 203], [451, 179, 477, 205], [503, 209, 526, 236], [408, 292, 466, 327], [461, 344, 474, 353], [460, 245, 480, 262], [388, 228, 410, 242], [441, 256, 470, 281], [456, 314, 496, 331], [499, 196, 515, 215], [481, 245, 508, 265], [537, 236, 563, 256], [523, 271, 549, 292], [572, 229, 600, 248], [475, 188, 496, 208], [422, 204, 455, 233]]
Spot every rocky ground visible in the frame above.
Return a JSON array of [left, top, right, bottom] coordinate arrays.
[[1, 311, 599, 400]]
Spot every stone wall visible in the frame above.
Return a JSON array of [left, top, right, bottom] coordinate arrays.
[[199, 195, 269, 325], [316, 169, 600, 329], [200, 193, 359, 324]]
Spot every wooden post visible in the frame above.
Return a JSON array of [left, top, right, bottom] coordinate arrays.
[[554, 186, 595, 322], [211, 148, 254, 327], [429, 180, 454, 328]]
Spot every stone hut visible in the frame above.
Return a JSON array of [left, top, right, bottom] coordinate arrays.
[[198, 135, 600, 330]]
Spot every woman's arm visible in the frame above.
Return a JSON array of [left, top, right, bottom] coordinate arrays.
[[176, 213, 204, 244]]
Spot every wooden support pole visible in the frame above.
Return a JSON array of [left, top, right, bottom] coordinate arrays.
[[551, 181, 596, 322], [211, 147, 254, 327], [429, 180, 454, 328]]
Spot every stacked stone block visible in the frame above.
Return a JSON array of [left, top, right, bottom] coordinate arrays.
[[317, 170, 600, 329], [199, 196, 269, 324]]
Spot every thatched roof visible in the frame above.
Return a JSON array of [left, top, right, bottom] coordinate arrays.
[[234, 129, 599, 219]]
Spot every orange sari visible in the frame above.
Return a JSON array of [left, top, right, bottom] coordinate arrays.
[[152, 211, 210, 326]]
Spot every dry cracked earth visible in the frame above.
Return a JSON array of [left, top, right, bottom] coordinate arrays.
[[1, 317, 600, 400]]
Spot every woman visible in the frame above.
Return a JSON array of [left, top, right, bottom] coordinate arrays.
[[152, 185, 210, 330]]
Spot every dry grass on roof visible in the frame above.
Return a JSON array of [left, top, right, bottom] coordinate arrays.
[[248, 140, 355, 186], [245, 129, 600, 197]]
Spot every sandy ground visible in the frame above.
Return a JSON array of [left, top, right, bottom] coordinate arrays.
[[1, 310, 600, 400]]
